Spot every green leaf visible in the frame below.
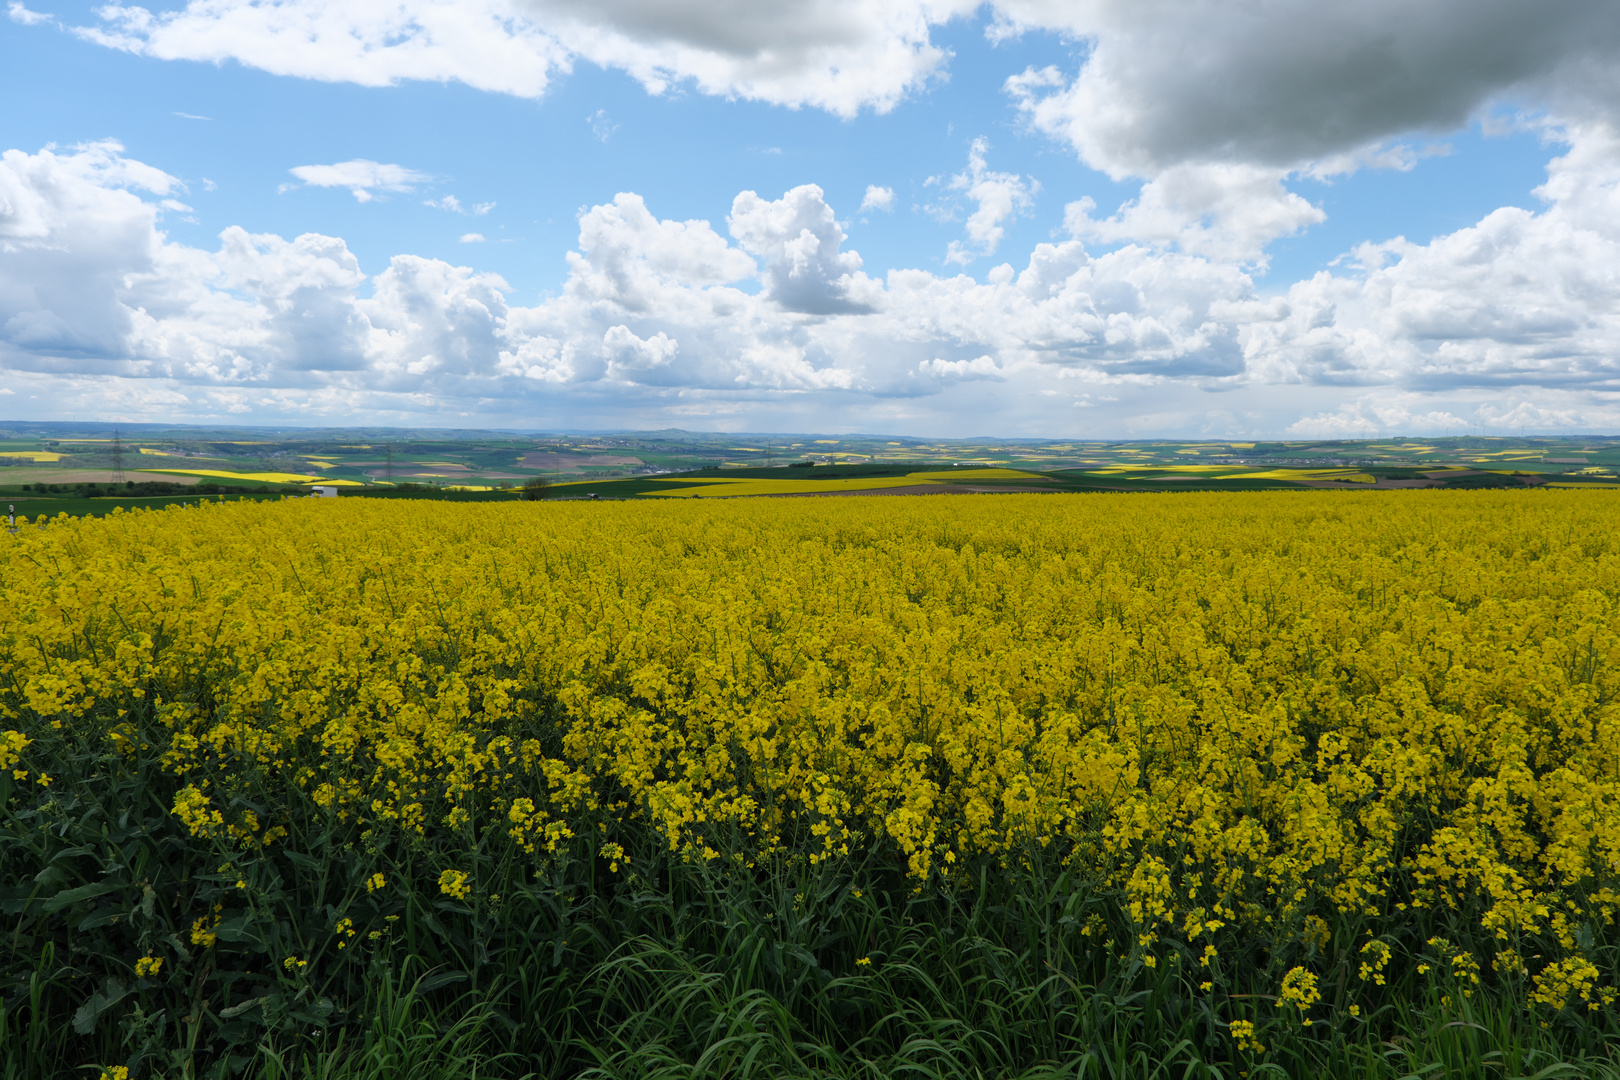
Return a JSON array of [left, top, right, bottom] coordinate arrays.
[[417, 971, 468, 994], [49, 846, 98, 862], [70, 977, 128, 1035], [43, 878, 123, 913], [219, 996, 268, 1020]]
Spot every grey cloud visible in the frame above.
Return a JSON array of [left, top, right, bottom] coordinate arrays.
[[998, 0, 1620, 261], [80, 0, 974, 118], [519, 0, 976, 114], [1003, 0, 1620, 176], [67, 0, 1620, 179], [532, 0, 905, 61]]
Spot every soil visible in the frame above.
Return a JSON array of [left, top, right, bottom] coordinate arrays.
[[0, 469, 202, 486], [760, 484, 1059, 498], [520, 453, 645, 470]]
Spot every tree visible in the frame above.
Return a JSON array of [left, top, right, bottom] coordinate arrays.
[[523, 477, 549, 501]]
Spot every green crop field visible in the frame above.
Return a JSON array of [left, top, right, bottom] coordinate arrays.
[[4, 422, 1620, 506]]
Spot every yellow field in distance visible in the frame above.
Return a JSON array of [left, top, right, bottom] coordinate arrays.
[[137, 468, 345, 484], [557, 466, 1056, 498]]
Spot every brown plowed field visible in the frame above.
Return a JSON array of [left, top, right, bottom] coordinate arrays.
[[1, 469, 202, 485], [520, 453, 644, 470]]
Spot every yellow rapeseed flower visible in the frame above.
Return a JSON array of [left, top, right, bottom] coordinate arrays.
[[438, 869, 470, 900], [4, 490, 1620, 1012]]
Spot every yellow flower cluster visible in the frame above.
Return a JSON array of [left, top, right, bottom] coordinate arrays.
[[0, 730, 28, 772], [438, 869, 471, 900], [1530, 956, 1617, 1012], [6, 492, 1620, 1011], [190, 913, 219, 949], [1358, 939, 1392, 985], [1228, 1019, 1265, 1053], [1278, 967, 1321, 1025]]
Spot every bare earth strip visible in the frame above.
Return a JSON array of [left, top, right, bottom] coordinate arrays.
[[521, 453, 644, 470], [760, 484, 985, 498], [1296, 479, 1439, 489], [959, 485, 1066, 494], [0, 468, 201, 485]]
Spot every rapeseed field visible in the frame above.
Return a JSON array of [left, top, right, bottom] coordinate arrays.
[[3, 492, 1619, 1079]]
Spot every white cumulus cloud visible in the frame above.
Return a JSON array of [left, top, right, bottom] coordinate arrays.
[[78, 0, 572, 98], [8, 137, 1620, 436], [1240, 123, 1620, 396], [730, 184, 881, 314], [935, 138, 1036, 265], [7, 1, 50, 25], [425, 195, 494, 215], [1063, 163, 1324, 267], [860, 185, 895, 213], [286, 160, 432, 202], [917, 354, 1003, 380]]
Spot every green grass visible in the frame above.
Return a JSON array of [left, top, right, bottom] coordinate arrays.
[[539, 478, 706, 498], [1039, 471, 1302, 492], [534, 464, 1318, 500]]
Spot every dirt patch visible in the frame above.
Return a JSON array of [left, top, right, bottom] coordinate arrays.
[[1299, 473, 1544, 490], [521, 453, 644, 470], [959, 485, 1063, 494], [1298, 478, 1439, 490], [749, 484, 1067, 499], [0, 469, 202, 485], [365, 467, 471, 479], [756, 484, 979, 498], [361, 467, 528, 480]]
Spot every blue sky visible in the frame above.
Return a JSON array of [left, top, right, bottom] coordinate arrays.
[[3, 0, 1619, 437]]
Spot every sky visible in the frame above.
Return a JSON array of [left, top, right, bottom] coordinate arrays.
[[2, 1, 1619, 438]]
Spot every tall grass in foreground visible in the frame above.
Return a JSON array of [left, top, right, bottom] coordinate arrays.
[[4, 715, 1619, 1079]]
